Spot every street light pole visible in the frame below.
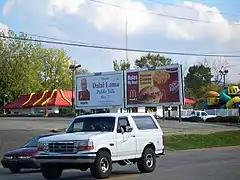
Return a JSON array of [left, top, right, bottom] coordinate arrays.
[[219, 69, 229, 87], [69, 64, 81, 113]]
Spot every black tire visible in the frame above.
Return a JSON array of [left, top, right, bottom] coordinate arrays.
[[9, 167, 21, 174], [137, 147, 156, 173], [79, 166, 89, 171], [41, 164, 62, 180], [90, 151, 112, 179]]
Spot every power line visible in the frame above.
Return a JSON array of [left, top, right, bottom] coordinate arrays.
[[1, 34, 240, 58], [2, 28, 240, 56], [145, 0, 240, 18], [1, 28, 101, 46], [87, 0, 240, 25]]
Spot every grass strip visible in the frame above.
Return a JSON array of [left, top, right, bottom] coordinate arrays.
[[165, 130, 240, 150]]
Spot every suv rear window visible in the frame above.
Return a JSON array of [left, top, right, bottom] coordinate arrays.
[[132, 116, 158, 130]]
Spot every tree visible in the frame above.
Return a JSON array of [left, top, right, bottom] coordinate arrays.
[[184, 64, 213, 100], [211, 58, 228, 83], [0, 31, 44, 103], [113, 60, 131, 71], [0, 31, 89, 107], [134, 53, 172, 68]]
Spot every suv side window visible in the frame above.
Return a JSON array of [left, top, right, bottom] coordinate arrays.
[[117, 117, 130, 133], [132, 116, 158, 130]]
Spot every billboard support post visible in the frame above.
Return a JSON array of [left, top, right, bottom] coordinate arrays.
[[178, 105, 182, 122], [123, 70, 126, 109], [162, 105, 165, 121]]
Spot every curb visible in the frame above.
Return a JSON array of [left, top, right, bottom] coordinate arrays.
[[179, 146, 240, 152]]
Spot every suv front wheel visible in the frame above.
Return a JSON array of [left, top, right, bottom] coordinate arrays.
[[137, 147, 156, 173], [41, 164, 63, 180], [90, 151, 112, 179]]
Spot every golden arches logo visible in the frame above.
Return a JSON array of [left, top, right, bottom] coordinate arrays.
[[129, 89, 137, 98]]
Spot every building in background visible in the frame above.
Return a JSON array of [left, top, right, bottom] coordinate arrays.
[[4, 90, 72, 115]]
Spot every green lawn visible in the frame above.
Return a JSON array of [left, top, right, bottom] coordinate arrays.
[[165, 130, 240, 150]]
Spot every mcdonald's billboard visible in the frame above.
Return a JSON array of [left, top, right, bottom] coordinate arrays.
[[125, 64, 184, 107]]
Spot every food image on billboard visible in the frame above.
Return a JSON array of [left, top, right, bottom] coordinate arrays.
[[75, 71, 124, 109], [125, 65, 183, 107]]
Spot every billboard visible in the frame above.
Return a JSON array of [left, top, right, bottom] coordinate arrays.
[[75, 71, 123, 109], [125, 64, 183, 107]]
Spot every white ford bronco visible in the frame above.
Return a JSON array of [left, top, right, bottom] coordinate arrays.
[[36, 113, 165, 179]]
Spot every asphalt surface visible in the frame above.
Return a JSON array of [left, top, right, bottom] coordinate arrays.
[[0, 149, 239, 180]]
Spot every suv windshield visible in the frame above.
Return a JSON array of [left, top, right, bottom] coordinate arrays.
[[66, 116, 116, 133]]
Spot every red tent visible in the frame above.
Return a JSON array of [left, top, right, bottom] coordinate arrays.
[[184, 98, 196, 105]]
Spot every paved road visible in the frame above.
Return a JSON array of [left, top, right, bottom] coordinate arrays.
[[0, 149, 239, 180]]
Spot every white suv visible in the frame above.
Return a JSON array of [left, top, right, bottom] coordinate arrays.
[[36, 113, 165, 179]]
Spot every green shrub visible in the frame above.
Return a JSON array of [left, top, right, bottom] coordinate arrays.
[[206, 116, 239, 123], [182, 116, 203, 122]]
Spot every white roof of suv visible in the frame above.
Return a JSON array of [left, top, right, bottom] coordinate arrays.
[[75, 113, 154, 119]]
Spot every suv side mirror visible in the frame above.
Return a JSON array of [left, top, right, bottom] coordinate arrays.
[[126, 126, 133, 132]]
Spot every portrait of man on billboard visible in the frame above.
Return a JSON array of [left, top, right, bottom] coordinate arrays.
[[79, 78, 90, 101]]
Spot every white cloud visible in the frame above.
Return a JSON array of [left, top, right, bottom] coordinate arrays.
[[0, 22, 9, 34], [47, 0, 84, 16], [34, 0, 240, 42], [2, 0, 240, 42], [2, 0, 17, 16]]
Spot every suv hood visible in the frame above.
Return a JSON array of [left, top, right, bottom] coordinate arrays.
[[39, 132, 110, 142]]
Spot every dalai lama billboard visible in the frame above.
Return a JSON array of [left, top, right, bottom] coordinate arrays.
[[75, 71, 124, 109], [125, 64, 184, 107]]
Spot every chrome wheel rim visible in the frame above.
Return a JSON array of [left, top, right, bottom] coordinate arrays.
[[146, 154, 154, 168], [100, 157, 109, 173]]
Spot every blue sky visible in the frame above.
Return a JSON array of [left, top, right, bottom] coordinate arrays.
[[0, 0, 240, 83]]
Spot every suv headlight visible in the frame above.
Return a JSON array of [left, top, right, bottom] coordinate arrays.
[[75, 140, 94, 151]]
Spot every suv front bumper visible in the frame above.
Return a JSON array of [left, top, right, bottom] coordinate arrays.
[[35, 153, 96, 164]]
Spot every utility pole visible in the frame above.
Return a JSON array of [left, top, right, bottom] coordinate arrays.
[[69, 64, 81, 113], [125, 13, 128, 62], [44, 59, 48, 117]]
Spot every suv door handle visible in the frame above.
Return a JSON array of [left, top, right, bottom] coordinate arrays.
[[131, 135, 136, 137]]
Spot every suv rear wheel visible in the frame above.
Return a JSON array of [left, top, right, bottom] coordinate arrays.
[[137, 147, 156, 173], [90, 151, 112, 179]]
